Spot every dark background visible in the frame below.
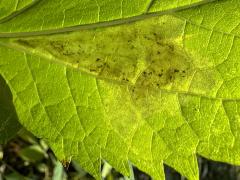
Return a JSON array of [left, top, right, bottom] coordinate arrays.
[[1, 130, 240, 180]]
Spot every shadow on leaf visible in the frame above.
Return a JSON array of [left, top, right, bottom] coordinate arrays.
[[0, 74, 21, 144]]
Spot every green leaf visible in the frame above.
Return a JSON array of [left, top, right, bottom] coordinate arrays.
[[4, 172, 31, 180], [0, 74, 21, 144], [52, 161, 67, 180], [19, 144, 47, 162], [0, 0, 239, 180], [0, 0, 38, 21], [176, 0, 240, 36], [0, 0, 213, 34]]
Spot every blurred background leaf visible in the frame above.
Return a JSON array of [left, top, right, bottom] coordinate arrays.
[[1, 130, 240, 180], [0, 74, 21, 144]]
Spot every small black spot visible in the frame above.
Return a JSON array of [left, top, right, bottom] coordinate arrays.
[[50, 41, 64, 51], [63, 51, 75, 56], [156, 41, 163, 46], [90, 69, 97, 72], [174, 69, 179, 73], [96, 58, 101, 61], [158, 73, 163, 77], [157, 83, 160, 86], [182, 70, 186, 73], [122, 78, 129, 82], [157, 51, 161, 55], [144, 35, 153, 40], [168, 45, 174, 51]]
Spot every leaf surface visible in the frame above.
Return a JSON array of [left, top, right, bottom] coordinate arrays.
[[0, 0, 39, 21], [0, 0, 213, 34]]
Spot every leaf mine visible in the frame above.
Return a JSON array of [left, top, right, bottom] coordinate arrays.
[[11, 16, 195, 94]]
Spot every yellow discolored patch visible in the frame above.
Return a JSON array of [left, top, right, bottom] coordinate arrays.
[[12, 16, 195, 93]]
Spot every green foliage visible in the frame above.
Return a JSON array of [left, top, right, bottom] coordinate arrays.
[[0, 0, 36, 20], [0, 0, 208, 33], [0, 130, 87, 179], [0, 75, 21, 144], [0, 0, 240, 179]]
